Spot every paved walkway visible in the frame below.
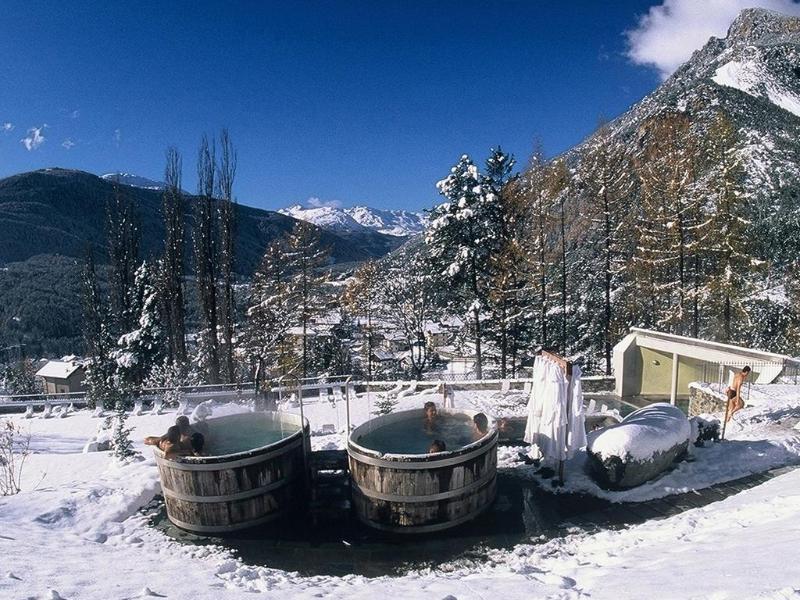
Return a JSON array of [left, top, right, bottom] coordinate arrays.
[[145, 464, 797, 577]]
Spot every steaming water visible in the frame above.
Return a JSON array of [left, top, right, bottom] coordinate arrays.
[[356, 413, 482, 455], [203, 413, 300, 456]]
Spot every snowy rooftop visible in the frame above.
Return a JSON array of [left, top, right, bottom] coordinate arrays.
[[35, 360, 84, 380]]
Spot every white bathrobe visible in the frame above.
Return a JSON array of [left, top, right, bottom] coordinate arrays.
[[524, 357, 586, 462]]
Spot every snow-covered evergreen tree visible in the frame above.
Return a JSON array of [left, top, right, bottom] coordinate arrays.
[[284, 221, 330, 379], [702, 113, 758, 343], [81, 250, 119, 410], [243, 239, 295, 385], [106, 179, 141, 337], [343, 260, 383, 380], [111, 401, 136, 461], [113, 260, 166, 388], [635, 110, 704, 336], [382, 254, 438, 379], [426, 154, 503, 378], [579, 124, 634, 373], [1, 359, 41, 395], [514, 147, 553, 350]]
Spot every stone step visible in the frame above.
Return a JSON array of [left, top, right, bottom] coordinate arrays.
[[308, 497, 352, 520]]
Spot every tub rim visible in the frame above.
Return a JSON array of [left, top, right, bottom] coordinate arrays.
[[347, 407, 497, 465], [152, 410, 309, 467]]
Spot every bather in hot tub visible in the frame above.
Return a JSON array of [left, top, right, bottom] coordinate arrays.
[[347, 408, 497, 533], [153, 411, 309, 534]]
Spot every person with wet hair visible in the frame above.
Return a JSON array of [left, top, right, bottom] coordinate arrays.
[[423, 401, 438, 432], [190, 432, 206, 456], [175, 415, 195, 453], [428, 439, 446, 453], [157, 426, 182, 459], [472, 412, 489, 440]]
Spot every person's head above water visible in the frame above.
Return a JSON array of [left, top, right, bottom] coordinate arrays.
[[176, 416, 191, 434], [473, 413, 489, 435], [165, 425, 181, 444], [190, 432, 205, 454], [423, 401, 437, 420], [428, 439, 446, 453]]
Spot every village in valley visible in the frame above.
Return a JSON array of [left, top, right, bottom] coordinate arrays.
[[2, 2, 800, 599]]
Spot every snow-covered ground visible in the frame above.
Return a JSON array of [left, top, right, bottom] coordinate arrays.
[[2, 384, 800, 599]]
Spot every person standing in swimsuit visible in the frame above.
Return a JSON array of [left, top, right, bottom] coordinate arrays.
[[726, 366, 751, 422]]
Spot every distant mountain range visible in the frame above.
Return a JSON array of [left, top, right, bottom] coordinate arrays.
[[100, 171, 427, 238], [279, 204, 426, 237], [0, 168, 414, 354], [100, 172, 168, 191], [0, 168, 407, 272]]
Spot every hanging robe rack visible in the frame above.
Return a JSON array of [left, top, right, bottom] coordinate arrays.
[[539, 350, 573, 486]]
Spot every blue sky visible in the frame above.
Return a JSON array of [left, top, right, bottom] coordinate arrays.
[[1, 1, 789, 212]]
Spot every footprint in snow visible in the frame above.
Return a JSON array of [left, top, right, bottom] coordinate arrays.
[[6, 572, 22, 580], [533, 573, 577, 589], [47, 590, 67, 600], [140, 588, 166, 597]]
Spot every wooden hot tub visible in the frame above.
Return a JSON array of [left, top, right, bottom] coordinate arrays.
[[153, 411, 309, 534], [348, 408, 498, 533]]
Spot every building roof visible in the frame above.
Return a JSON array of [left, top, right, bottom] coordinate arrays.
[[36, 360, 84, 380]]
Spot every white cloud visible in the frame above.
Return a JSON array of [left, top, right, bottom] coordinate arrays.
[[2, 122, 13, 133], [305, 196, 342, 209], [62, 138, 76, 150], [69, 109, 80, 119], [20, 125, 47, 151], [626, 0, 800, 80], [113, 128, 121, 146]]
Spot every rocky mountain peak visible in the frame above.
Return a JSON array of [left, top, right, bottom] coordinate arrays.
[[725, 8, 800, 47]]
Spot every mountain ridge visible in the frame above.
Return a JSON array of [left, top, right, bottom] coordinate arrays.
[[0, 168, 405, 272], [278, 203, 426, 237]]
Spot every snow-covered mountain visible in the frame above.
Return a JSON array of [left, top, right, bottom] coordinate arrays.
[[278, 204, 425, 237], [100, 172, 166, 191]]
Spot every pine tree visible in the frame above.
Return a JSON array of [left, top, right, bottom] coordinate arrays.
[[482, 147, 522, 376], [216, 129, 238, 383], [514, 146, 552, 349], [382, 255, 437, 379], [243, 239, 294, 386], [161, 147, 187, 365], [427, 154, 502, 378], [313, 310, 356, 377], [111, 401, 136, 461], [81, 250, 119, 410], [284, 222, 330, 380], [193, 134, 221, 384], [113, 260, 166, 388], [580, 125, 634, 373], [547, 158, 572, 355], [343, 260, 383, 380], [106, 179, 140, 336], [635, 110, 701, 335], [1, 359, 41, 395], [703, 113, 757, 343]]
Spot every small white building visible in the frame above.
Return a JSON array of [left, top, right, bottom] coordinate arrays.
[[613, 328, 797, 402], [35, 360, 86, 394]]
